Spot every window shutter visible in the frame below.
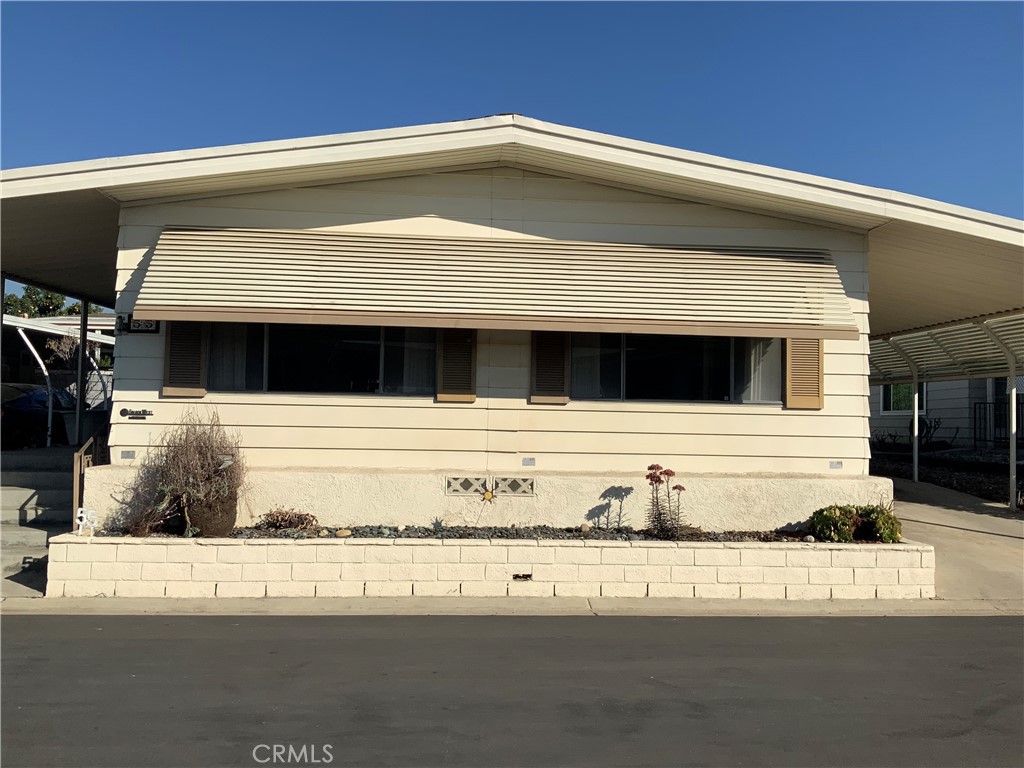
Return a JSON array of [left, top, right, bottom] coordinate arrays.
[[436, 329, 476, 403], [163, 321, 208, 397], [531, 331, 570, 404], [785, 338, 824, 409]]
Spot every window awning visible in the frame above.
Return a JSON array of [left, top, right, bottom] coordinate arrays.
[[133, 228, 860, 340], [869, 312, 1024, 385]]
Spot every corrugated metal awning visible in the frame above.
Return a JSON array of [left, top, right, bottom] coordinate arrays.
[[869, 312, 1024, 385], [133, 228, 860, 340]]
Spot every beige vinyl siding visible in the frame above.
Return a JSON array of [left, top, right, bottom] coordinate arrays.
[[110, 168, 870, 475], [869, 379, 973, 447]]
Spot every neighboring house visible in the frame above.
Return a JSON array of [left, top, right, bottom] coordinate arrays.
[[870, 377, 1024, 449], [2, 116, 1021, 529]]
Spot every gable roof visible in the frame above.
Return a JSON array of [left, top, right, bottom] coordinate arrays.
[[2, 114, 1021, 335]]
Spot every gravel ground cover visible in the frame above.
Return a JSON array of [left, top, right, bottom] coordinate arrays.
[[226, 524, 808, 542]]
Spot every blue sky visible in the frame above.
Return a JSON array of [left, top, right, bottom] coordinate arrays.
[[2, 1, 1022, 218]]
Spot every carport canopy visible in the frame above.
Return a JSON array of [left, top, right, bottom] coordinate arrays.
[[870, 312, 1023, 510]]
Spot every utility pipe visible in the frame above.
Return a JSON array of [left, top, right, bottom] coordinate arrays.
[[17, 327, 53, 447]]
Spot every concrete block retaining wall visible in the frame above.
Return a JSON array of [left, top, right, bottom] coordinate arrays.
[[47, 535, 935, 600]]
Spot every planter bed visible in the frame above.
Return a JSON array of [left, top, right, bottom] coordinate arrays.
[[47, 534, 935, 600], [224, 525, 809, 542]]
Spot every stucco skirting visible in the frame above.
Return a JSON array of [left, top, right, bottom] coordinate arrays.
[[82, 466, 893, 532], [46, 535, 934, 600]]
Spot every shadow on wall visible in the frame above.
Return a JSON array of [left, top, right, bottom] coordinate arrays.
[[587, 485, 635, 528]]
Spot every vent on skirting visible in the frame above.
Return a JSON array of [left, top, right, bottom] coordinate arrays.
[[445, 477, 536, 496], [446, 477, 488, 496], [493, 478, 535, 496]]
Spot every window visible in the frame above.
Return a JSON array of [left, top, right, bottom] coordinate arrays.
[[207, 323, 264, 392], [881, 382, 926, 414], [207, 323, 436, 396], [570, 332, 622, 400], [568, 333, 783, 403]]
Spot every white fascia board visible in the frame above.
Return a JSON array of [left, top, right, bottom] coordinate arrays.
[[508, 117, 1024, 244], [0, 116, 514, 198], [2, 113, 1021, 246]]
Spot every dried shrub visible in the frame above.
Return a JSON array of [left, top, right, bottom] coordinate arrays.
[[255, 508, 319, 531], [113, 409, 245, 537]]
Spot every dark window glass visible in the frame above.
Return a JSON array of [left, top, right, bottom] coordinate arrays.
[[882, 383, 925, 412], [624, 335, 731, 401], [733, 337, 783, 403], [382, 327, 436, 395], [207, 323, 264, 392], [570, 333, 622, 400], [268, 325, 380, 393]]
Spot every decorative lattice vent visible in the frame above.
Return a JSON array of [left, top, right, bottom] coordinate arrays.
[[493, 478, 536, 496], [445, 477, 537, 497], [446, 477, 488, 496]]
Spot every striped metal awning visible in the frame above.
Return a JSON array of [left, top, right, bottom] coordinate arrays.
[[132, 227, 861, 340], [869, 312, 1024, 385]]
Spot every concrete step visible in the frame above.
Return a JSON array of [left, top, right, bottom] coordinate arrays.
[[2, 484, 73, 509], [1, 447, 76, 472], [2, 544, 48, 575], [1, 488, 75, 526], [1, 546, 47, 598], [1, 506, 74, 526], [0, 471, 74, 492], [1, 521, 70, 548], [2, 483, 72, 507]]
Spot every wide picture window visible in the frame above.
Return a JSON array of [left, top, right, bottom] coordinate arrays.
[[569, 333, 783, 403], [207, 323, 436, 396]]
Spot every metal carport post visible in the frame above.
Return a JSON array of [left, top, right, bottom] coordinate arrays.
[[887, 339, 921, 484], [73, 299, 89, 445], [978, 322, 1018, 511]]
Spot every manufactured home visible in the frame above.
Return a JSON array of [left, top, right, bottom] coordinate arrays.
[[3, 116, 1022, 528]]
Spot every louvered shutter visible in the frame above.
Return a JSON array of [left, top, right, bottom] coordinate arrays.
[[531, 331, 570, 404], [785, 338, 824, 410], [163, 321, 208, 397], [436, 329, 476, 403]]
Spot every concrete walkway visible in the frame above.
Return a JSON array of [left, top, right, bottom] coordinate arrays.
[[3, 595, 1021, 617], [893, 478, 1024, 601]]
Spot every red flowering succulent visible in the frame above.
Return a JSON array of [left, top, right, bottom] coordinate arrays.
[[644, 463, 687, 538]]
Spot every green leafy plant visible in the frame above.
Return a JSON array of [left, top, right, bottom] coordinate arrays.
[[808, 505, 861, 542], [857, 505, 903, 543], [809, 504, 901, 543]]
